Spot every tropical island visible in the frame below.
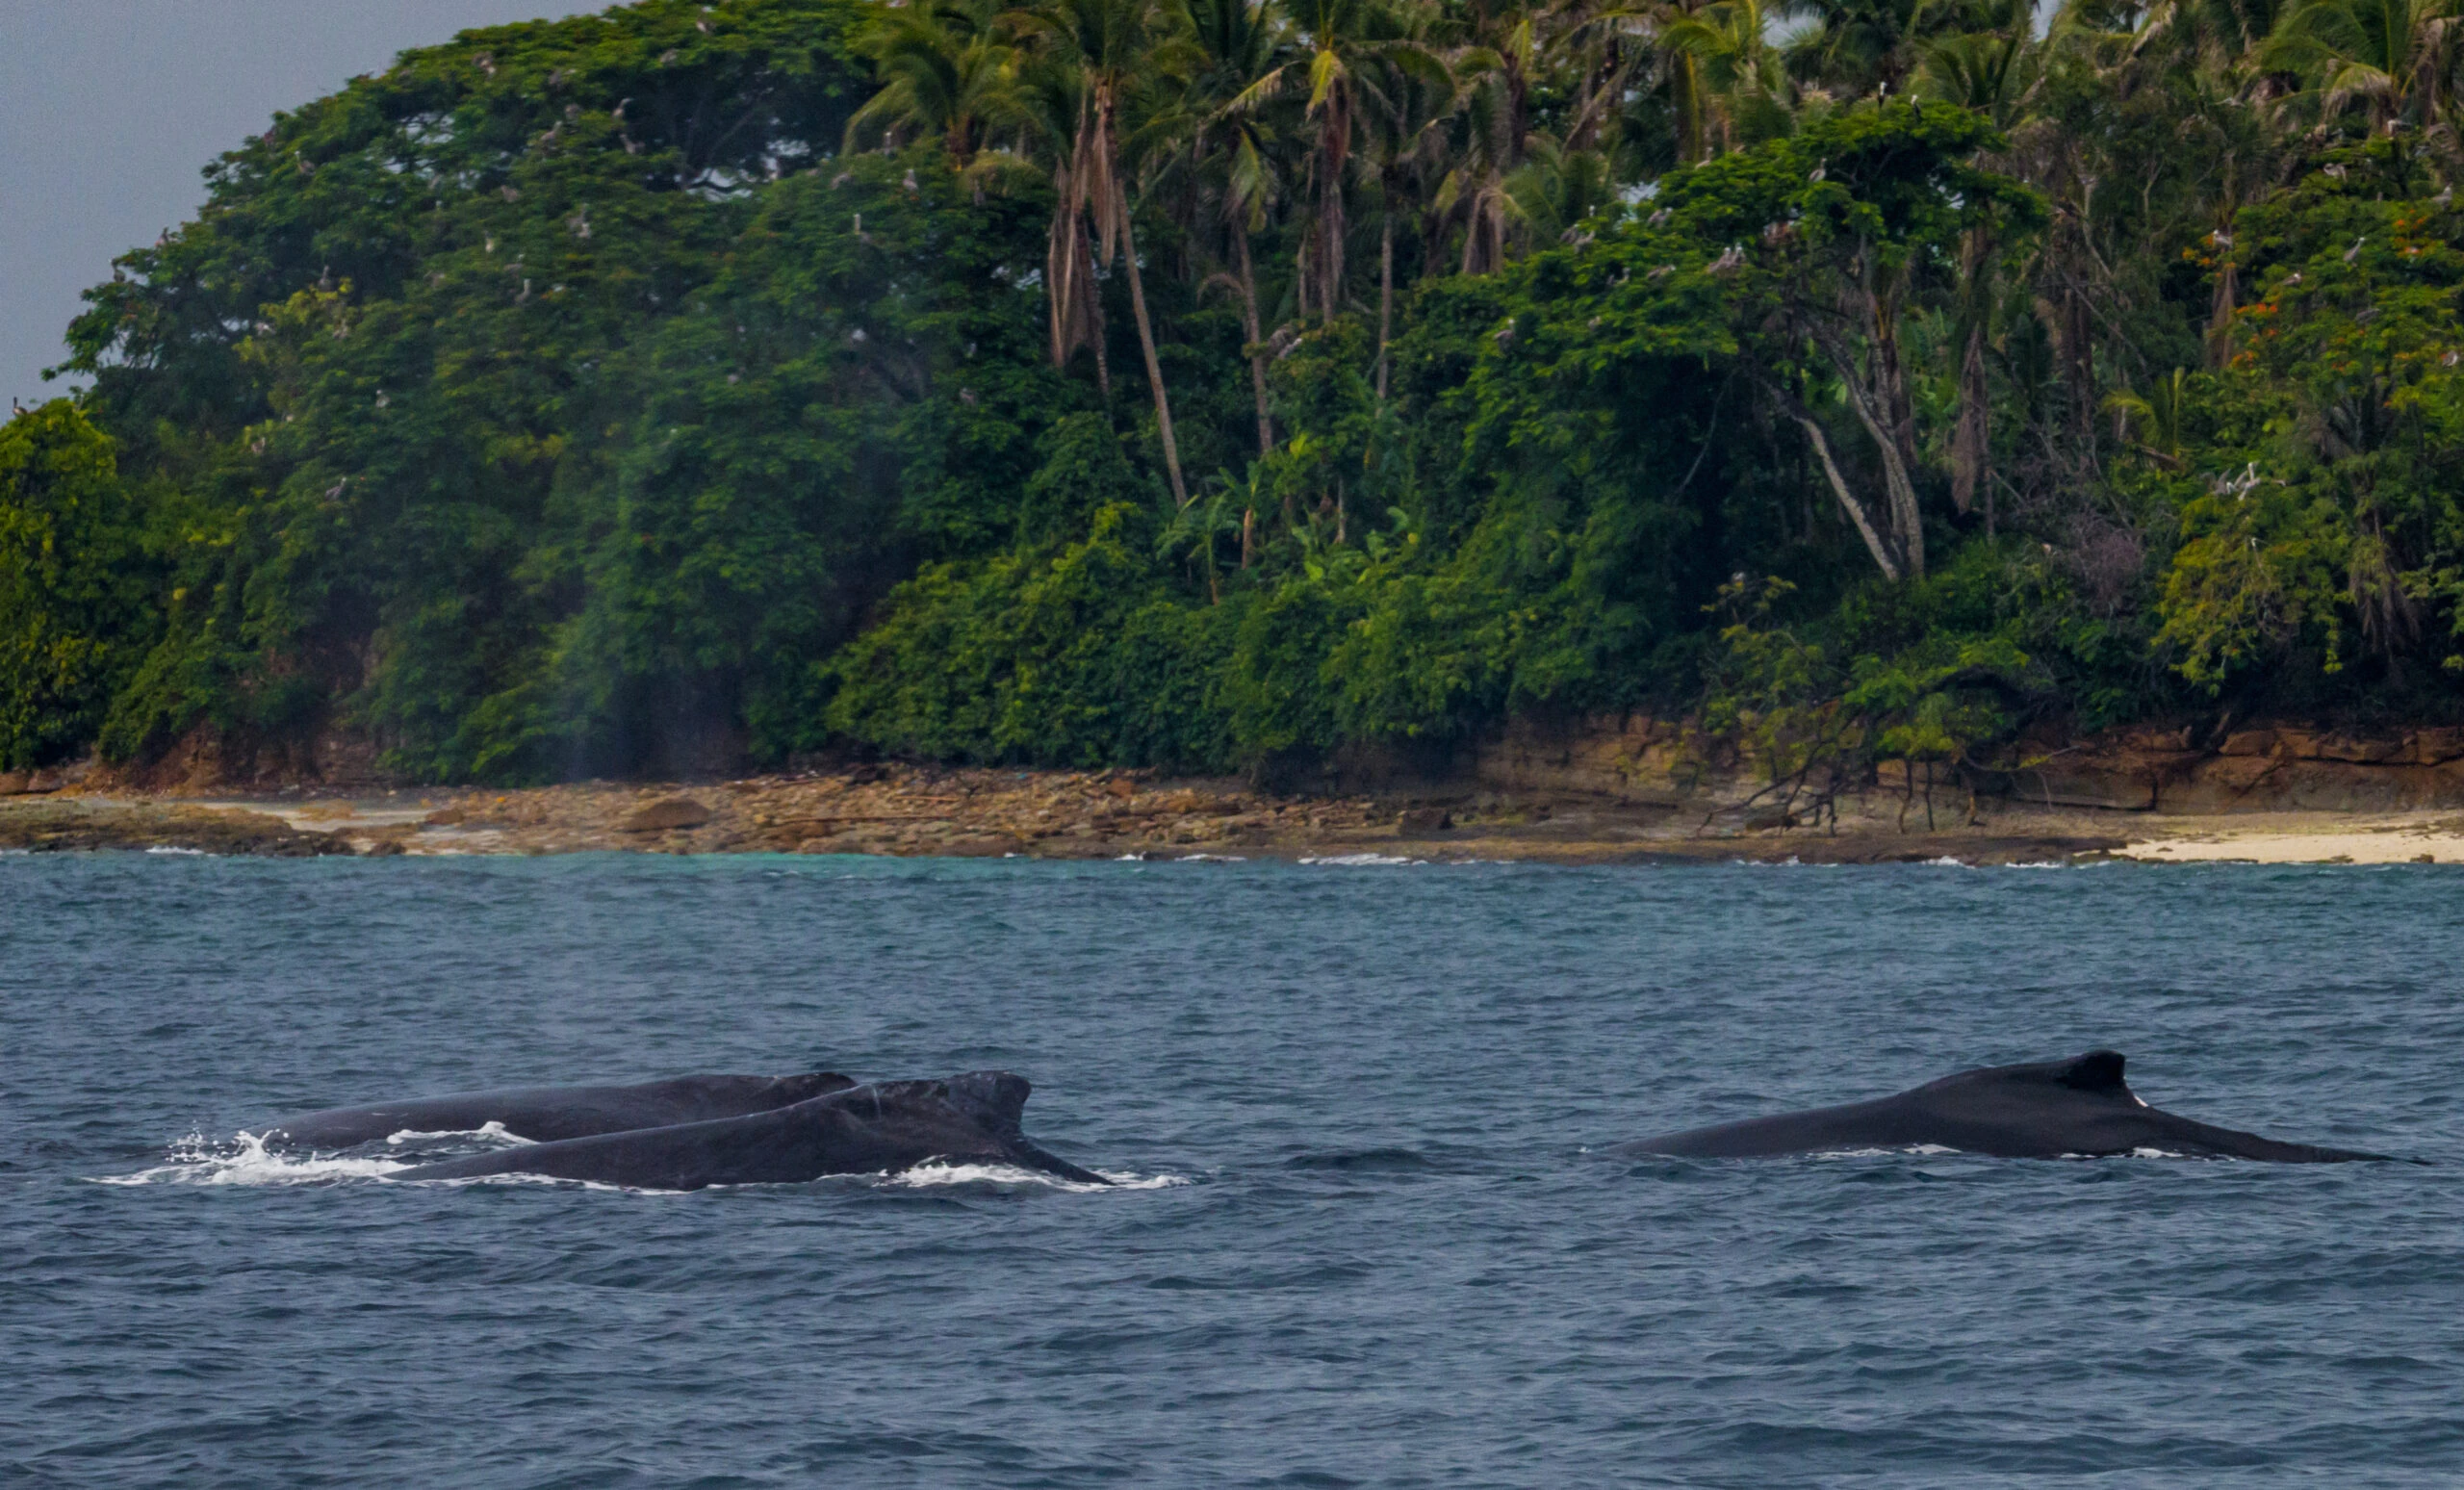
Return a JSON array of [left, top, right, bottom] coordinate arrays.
[[7, 0, 2464, 859]]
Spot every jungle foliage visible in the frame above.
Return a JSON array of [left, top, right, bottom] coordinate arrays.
[[13, 0, 2464, 781]]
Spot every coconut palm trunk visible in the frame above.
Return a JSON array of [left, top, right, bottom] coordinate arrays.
[[1376, 210, 1395, 398], [1236, 230, 1274, 452], [1091, 87, 1189, 505]]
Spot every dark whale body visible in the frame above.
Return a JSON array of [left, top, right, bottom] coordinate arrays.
[[386, 1071, 1110, 1189], [259, 1071, 856, 1149], [1611, 1050, 2390, 1162]]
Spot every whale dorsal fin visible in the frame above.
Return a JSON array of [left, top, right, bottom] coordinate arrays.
[[942, 1070, 1034, 1134], [2056, 1049, 2127, 1092]]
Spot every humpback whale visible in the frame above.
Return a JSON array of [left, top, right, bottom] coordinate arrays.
[[259, 1071, 856, 1149], [384, 1071, 1109, 1189], [1610, 1050, 2392, 1162]]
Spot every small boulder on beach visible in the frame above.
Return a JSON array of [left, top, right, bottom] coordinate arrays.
[[622, 797, 713, 833]]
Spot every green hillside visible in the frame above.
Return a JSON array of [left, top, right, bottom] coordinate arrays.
[[9, 0, 2464, 784]]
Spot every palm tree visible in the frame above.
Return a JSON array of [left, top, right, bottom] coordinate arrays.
[[1918, 5, 2040, 513], [1361, 29, 1455, 396], [1013, 58, 1113, 395], [1780, 0, 1970, 97], [1183, 0, 1295, 452], [1443, 0, 1548, 271], [1227, 0, 1446, 319], [2262, 0, 2460, 131], [843, 0, 1017, 171], [1010, 0, 1199, 505], [1661, 0, 1791, 155]]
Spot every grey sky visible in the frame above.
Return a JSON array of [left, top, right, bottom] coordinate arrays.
[[1, 1, 592, 407]]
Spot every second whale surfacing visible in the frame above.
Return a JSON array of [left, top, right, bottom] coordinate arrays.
[[259, 1070, 857, 1149], [384, 1071, 1111, 1189], [1610, 1050, 2394, 1163]]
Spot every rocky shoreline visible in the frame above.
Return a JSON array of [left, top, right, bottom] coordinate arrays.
[[14, 733, 2464, 865], [0, 762, 2159, 865]]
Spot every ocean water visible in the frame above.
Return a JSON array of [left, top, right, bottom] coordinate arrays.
[[2, 852, 2458, 1487]]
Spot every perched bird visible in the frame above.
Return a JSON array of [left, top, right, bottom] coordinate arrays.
[[2345, 236, 2366, 263]]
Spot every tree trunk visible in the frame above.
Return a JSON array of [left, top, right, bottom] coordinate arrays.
[[1376, 210, 1395, 401], [2205, 255, 2238, 371], [1769, 383, 1902, 581], [1951, 321, 1989, 515], [1107, 214, 1186, 505], [1950, 227, 1990, 515], [1316, 88, 1349, 322], [1047, 132, 1109, 398], [1237, 231, 1273, 455], [1810, 320, 1924, 578], [1841, 373, 1924, 578], [1094, 106, 1186, 506], [1116, 220, 1187, 506], [1866, 261, 1919, 474]]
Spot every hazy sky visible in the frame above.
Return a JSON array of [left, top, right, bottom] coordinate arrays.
[[0, 1, 595, 407]]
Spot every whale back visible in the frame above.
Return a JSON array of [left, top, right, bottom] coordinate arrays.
[[386, 1069, 1110, 1189], [1614, 1049, 2387, 1162], [259, 1070, 856, 1149]]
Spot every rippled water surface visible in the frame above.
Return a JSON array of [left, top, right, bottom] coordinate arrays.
[[5, 853, 2460, 1487]]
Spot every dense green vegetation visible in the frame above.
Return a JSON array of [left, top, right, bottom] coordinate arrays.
[[10, 0, 2464, 783]]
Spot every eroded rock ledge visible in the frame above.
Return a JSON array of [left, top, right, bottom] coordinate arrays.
[[7, 716, 2463, 864]]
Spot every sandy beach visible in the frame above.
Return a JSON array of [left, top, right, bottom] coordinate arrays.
[[2108, 812, 2464, 864]]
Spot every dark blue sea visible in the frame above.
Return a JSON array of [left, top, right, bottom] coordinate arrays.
[[4, 852, 2458, 1487]]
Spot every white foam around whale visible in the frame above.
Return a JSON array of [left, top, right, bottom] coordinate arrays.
[[95, 1131, 414, 1186], [885, 1163, 1189, 1194], [96, 1132, 1187, 1194], [382, 1120, 533, 1146]]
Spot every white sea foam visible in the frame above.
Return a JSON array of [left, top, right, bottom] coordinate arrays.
[[96, 1132, 1184, 1195], [1167, 853, 1247, 862], [383, 1120, 532, 1146], [143, 845, 206, 856], [885, 1162, 1189, 1194], [1810, 1143, 1965, 1159], [400, 1163, 1190, 1195], [94, 1131, 412, 1186], [1298, 853, 1422, 867]]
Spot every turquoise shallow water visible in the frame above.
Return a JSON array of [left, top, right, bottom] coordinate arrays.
[[2, 852, 2459, 1487]]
